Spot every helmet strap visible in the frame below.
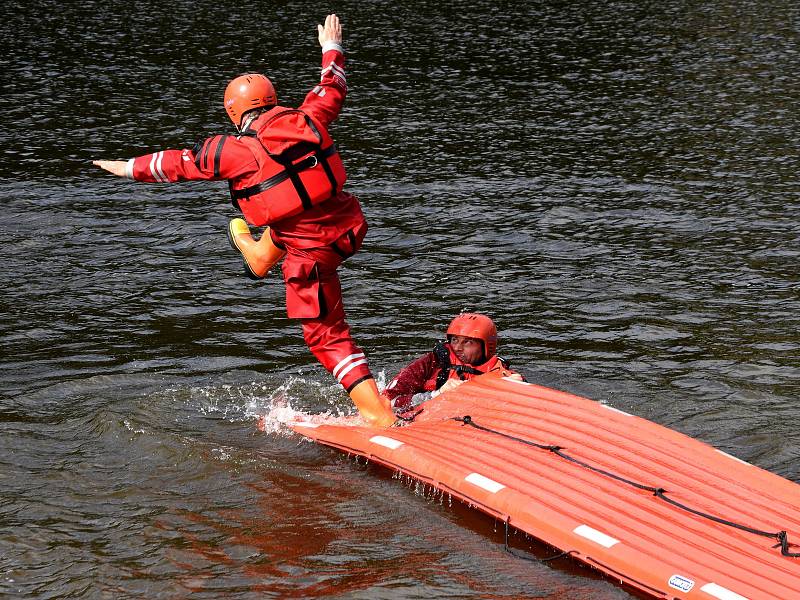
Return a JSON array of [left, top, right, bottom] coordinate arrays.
[[237, 111, 259, 134]]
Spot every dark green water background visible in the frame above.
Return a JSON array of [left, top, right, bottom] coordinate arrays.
[[1, 1, 798, 597]]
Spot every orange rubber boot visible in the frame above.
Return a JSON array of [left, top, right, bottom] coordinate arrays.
[[227, 218, 286, 280], [348, 379, 397, 427]]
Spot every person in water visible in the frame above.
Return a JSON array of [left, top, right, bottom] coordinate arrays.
[[383, 313, 523, 412], [92, 14, 396, 427]]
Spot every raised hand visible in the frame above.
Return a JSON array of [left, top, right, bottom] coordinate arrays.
[[317, 14, 342, 47]]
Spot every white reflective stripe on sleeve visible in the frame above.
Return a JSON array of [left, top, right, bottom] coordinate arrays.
[[332, 353, 365, 379], [699, 583, 749, 600], [125, 158, 135, 180], [321, 62, 347, 82], [330, 62, 346, 79], [336, 359, 369, 383], [148, 152, 166, 182], [148, 153, 159, 181], [573, 524, 619, 548], [312, 85, 327, 97], [155, 151, 168, 182]]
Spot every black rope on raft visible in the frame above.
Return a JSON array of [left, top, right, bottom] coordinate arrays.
[[503, 517, 575, 562], [454, 415, 800, 558], [396, 408, 423, 423]]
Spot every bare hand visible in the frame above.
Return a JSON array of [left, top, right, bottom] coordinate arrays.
[[92, 160, 127, 177], [317, 14, 342, 47], [438, 379, 465, 395]]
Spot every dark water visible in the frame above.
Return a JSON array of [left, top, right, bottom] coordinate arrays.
[[2, 0, 799, 597]]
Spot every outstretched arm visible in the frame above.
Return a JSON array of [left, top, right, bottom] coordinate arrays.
[[92, 136, 258, 183], [301, 14, 347, 127]]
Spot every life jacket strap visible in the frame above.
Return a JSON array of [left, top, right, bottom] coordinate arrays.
[[231, 144, 339, 203], [432, 341, 505, 388], [452, 364, 483, 378], [433, 341, 451, 390], [330, 229, 358, 259]]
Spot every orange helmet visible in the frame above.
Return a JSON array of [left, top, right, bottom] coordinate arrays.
[[223, 74, 277, 127], [447, 313, 497, 359]]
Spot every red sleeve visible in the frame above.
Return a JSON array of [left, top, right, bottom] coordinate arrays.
[[298, 47, 347, 128], [383, 352, 438, 410], [127, 135, 258, 183]]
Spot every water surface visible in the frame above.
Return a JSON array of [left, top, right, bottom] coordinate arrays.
[[1, 0, 798, 597]]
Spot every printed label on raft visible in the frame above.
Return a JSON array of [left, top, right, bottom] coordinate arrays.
[[668, 575, 695, 593]]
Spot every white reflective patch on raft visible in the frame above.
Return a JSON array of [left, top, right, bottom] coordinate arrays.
[[600, 404, 632, 416], [292, 422, 320, 428], [465, 472, 505, 493], [699, 582, 749, 600], [715, 449, 751, 466], [369, 435, 404, 450], [503, 377, 531, 385], [573, 524, 620, 548]]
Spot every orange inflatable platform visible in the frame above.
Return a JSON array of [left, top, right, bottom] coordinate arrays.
[[291, 375, 800, 599]]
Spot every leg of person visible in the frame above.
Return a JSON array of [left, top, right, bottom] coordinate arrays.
[[320, 222, 396, 425], [301, 299, 396, 427], [228, 219, 286, 280], [282, 242, 395, 427]]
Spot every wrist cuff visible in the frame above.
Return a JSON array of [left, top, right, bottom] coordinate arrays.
[[125, 158, 135, 180], [321, 41, 344, 54]]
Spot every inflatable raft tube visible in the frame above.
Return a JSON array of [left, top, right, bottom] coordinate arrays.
[[290, 375, 800, 599]]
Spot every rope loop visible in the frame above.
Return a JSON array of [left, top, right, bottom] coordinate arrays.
[[778, 531, 800, 557], [396, 408, 423, 423], [455, 415, 798, 559]]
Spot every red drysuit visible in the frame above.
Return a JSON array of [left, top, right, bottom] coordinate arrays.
[[384, 343, 518, 411], [124, 43, 374, 391]]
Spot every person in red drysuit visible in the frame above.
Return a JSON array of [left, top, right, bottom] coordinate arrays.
[[384, 313, 524, 413], [93, 14, 396, 427]]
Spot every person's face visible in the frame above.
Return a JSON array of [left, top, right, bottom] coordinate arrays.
[[449, 335, 484, 365]]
